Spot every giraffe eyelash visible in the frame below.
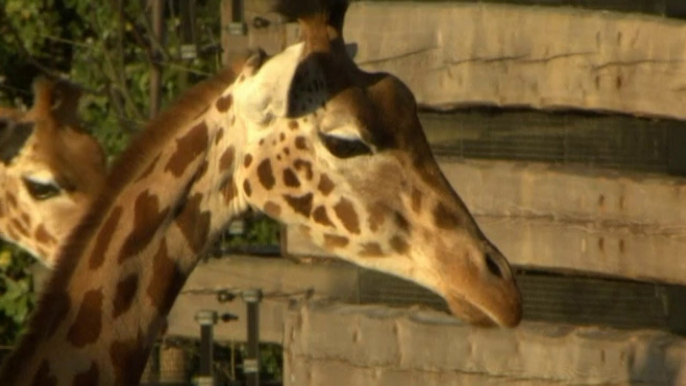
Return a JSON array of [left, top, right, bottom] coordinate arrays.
[[319, 132, 373, 159], [22, 177, 62, 200]]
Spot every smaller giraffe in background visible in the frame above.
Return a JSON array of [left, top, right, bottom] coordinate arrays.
[[0, 78, 107, 267]]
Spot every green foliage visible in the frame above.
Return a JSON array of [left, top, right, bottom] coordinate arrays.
[[0, 243, 35, 346], [1, 0, 223, 158]]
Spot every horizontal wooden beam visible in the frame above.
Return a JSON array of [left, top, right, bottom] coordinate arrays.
[[343, 2, 686, 120], [284, 158, 686, 284]]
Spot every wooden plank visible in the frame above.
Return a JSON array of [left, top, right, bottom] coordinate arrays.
[[340, 2, 686, 120], [367, 0, 673, 18], [220, 0, 297, 66], [419, 111, 679, 174], [283, 158, 686, 284]]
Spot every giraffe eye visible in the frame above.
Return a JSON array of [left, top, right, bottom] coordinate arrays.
[[319, 133, 372, 159], [22, 178, 62, 200]]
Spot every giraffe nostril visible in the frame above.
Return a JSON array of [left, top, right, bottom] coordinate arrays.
[[485, 253, 503, 278]]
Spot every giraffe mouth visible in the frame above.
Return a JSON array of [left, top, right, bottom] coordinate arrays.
[[445, 292, 522, 328]]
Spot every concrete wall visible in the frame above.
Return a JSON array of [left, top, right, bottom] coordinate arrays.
[[284, 301, 686, 386]]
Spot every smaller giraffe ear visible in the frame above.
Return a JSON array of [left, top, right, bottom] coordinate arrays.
[[32, 78, 82, 129], [238, 43, 306, 124], [0, 118, 34, 165]]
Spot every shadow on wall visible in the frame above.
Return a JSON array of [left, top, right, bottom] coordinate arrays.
[[629, 336, 684, 386]]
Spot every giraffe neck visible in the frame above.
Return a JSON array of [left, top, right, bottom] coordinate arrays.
[[0, 70, 248, 385]]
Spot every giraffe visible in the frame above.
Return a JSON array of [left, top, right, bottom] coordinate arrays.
[[0, 2, 522, 384], [0, 78, 107, 267]]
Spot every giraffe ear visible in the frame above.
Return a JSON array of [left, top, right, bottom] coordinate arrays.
[[239, 43, 306, 124], [0, 118, 34, 165]]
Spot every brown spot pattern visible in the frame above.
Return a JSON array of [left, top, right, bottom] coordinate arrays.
[[433, 202, 462, 229], [112, 274, 139, 319], [293, 159, 313, 180], [360, 242, 384, 257], [34, 224, 56, 246], [279, 132, 286, 142], [243, 180, 252, 197], [221, 179, 238, 203], [20, 212, 31, 229], [257, 159, 276, 190], [324, 234, 349, 249], [283, 168, 301, 187], [31, 360, 57, 386], [263, 201, 282, 217], [73, 362, 99, 386], [219, 147, 235, 172], [90, 206, 123, 269], [11, 218, 29, 237], [6, 193, 17, 209], [368, 204, 387, 233], [174, 193, 211, 254], [390, 235, 410, 254], [136, 155, 161, 183], [6, 226, 20, 241], [295, 136, 308, 150], [411, 189, 422, 213], [67, 289, 103, 347], [244, 154, 253, 168], [147, 240, 186, 314], [284, 193, 313, 217], [317, 174, 335, 196], [312, 206, 334, 228], [215, 127, 225, 145], [288, 120, 299, 130], [394, 212, 411, 233], [164, 122, 209, 177], [118, 191, 170, 265], [110, 330, 149, 386], [334, 198, 360, 234], [215, 94, 233, 112]]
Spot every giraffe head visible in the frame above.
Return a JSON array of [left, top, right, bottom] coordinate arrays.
[[0, 78, 106, 266], [228, 3, 522, 327]]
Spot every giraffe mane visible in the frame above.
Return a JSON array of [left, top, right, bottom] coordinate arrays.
[[56, 66, 239, 283]]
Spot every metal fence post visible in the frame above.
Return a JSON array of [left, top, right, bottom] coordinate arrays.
[[194, 310, 218, 386], [242, 289, 262, 386]]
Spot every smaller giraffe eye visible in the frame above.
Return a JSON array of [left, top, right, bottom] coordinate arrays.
[[22, 178, 62, 200], [319, 133, 372, 159]]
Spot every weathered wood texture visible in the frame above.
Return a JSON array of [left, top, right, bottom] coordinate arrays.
[[284, 301, 686, 386], [342, 2, 686, 119], [371, 0, 686, 19], [284, 157, 686, 285]]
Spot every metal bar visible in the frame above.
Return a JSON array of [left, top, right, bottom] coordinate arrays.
[[231, 0, 244, 23], [195, 311, 218, 386], [243, 289, 262, 386]]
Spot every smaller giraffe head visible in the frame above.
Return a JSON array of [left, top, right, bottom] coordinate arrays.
[[0, 78, 106, 266], [227, 3, 521, 327]]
